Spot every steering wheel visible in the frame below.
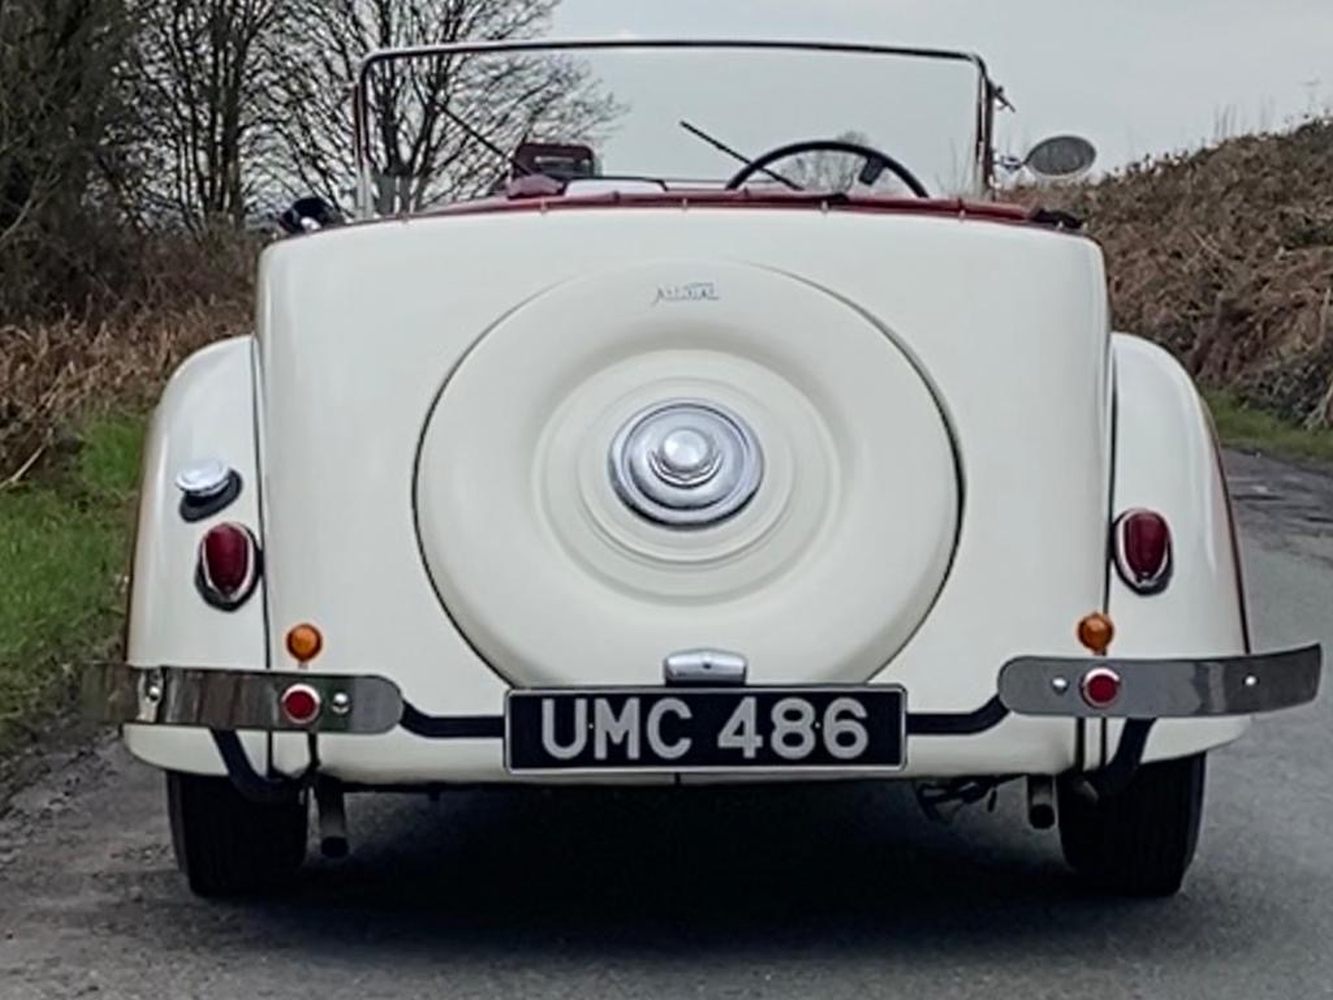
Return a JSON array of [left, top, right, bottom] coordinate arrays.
[[724, 139, 930, 198]]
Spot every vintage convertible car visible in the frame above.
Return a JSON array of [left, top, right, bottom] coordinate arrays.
[[87, 39, 1322, 899]]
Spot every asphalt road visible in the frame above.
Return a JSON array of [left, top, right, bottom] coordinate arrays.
[[2, 449, 1331, 1000]]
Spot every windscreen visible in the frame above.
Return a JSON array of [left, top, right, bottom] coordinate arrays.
[[353, 42, 987, 215]]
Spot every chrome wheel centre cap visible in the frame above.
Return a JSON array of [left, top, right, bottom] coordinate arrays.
[[651, 428, 721, 486], [610, 401, 763, 527]]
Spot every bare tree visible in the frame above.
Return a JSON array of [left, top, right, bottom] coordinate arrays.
[[0, 0, 141, 315], [273, 0, 622, 215], [132, 0, 293, 229]]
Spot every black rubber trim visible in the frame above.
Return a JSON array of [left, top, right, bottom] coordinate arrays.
[[1028, 207, 1085, 231], [211, 730, 304, 804], [906, 696, 1009, 736], [399, 703, 505, 739], [393, 697, 1012, 742]]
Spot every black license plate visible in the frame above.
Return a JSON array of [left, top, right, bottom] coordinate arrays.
[[505, 687, 905, 773]]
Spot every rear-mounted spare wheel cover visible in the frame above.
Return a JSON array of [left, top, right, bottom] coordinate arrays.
[[414, 261, 960, 688]]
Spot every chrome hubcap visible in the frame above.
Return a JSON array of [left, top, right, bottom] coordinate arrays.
[[609, 401, 763, 527], [650, 428, 722, 486]]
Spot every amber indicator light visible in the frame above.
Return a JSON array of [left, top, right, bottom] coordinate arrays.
[[286, 623, 324, 663], [1077, 612, 1115, 655]]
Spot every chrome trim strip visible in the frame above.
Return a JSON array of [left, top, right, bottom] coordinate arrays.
[[997, 644, 1321, 719], [84, 664, 403, 734]]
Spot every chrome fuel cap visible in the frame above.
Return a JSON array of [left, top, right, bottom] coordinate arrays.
[[610, 401, 763, 527], [174, 459, 233, 499]]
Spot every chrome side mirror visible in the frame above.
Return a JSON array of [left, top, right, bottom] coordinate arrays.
[[1022, 135, 1098, 181]]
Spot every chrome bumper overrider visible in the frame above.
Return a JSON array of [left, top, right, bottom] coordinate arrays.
[[998, 644, 1322, 718], [86, 644, 1321, 739]]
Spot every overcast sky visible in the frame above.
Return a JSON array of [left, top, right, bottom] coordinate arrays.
[[550, 1, 1333, 172]]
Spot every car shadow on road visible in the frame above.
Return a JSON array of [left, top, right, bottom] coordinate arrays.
[[193, 781, 1255, 962]]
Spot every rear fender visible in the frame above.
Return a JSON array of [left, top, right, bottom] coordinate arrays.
[[123, 337, 269, 777], [1105, 333, 1250, 766]]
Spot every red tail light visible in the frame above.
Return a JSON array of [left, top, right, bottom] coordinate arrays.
[[1113, 509, 1172, 595], [1081, 667, 1122, 708], [197, 523, 260, 609], [280, 683, 322, 726]]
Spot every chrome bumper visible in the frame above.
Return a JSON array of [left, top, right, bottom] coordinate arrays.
[[86, 644, 1321, 740], [998, 644, 1322, 718], [83, 664, 403, 735]]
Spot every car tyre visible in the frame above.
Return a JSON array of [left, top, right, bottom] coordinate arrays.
[[1058, 751, 1206, 898], [167, 772, 307, 898]]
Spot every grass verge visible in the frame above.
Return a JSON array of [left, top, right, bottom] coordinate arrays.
[[0, 413, 143, 771], [1206, 390, 1333, 466]]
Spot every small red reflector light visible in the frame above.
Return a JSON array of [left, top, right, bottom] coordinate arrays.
[[280, 684, 321, 726], [1081, 668, 1122, 708], [1113, 509, 1172, 594]]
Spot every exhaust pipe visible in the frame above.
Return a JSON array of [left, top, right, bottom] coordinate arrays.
[[316, 779, 349, 858], [1027, 775, 1056, 830]]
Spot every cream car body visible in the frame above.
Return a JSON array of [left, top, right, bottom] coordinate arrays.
[[91, 38, 1321, 898]]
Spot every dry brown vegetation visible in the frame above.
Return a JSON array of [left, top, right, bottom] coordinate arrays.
[[1023, 117, 1333, 427], [0, 235, 256, 483]]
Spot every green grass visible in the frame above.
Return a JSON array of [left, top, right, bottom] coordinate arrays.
[[0, 414, 143, 759], [1205, 390, 1333, 465]]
